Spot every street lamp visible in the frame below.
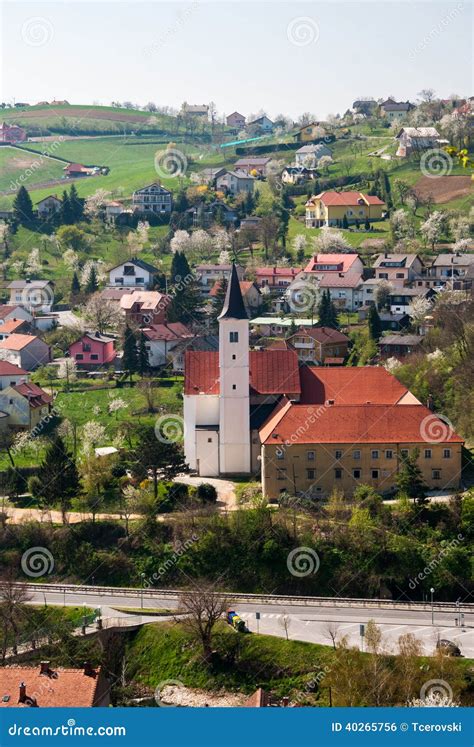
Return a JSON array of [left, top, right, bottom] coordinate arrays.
[[140, 573, 146, 610], [430, 587, 435, 625]]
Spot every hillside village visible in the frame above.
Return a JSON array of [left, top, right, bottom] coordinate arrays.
[[0, 90, 473, 710]]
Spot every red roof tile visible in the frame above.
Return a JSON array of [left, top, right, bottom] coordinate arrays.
[[13, 382, 52, 408], [0, 319, 29, 334], [0, 306, 24, 320], [299, 366, 409, 405], [260, 403, 463, 445], [304, 254, 361, 274], [0, 361, 28, 376], [316, 191, 385, 207], [0, 666, 103, 707], [255, 267, 302, 278], [143, 323, 193, 342], [184, 350, 301, 396], [289, 327, 349, 345]]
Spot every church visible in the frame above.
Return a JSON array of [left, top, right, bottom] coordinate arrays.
[[183, 265, 463, 497], [184, 264, 300, 476]]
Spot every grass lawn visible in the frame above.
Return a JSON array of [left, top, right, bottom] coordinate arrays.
[[0, 146, 66, 194]]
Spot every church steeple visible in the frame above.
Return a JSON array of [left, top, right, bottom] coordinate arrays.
[[218, 263, 247, 320]]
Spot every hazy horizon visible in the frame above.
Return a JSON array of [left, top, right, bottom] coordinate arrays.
[[2, 1, 473, 120]]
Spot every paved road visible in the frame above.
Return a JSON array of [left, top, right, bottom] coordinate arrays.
[[25, 587, 474, 658]]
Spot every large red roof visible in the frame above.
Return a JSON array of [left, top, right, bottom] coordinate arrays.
[[260, 403, 463, 445], [299, 366, 409, 405], [184, 350, 300, 396], [304, 254, 361, 274], [13, 382, 52, 408], [0, 361, 27, 376], [316, 191, 385, 207]]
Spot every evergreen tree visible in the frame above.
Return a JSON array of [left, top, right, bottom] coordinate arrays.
[[85, 265, 98, 294], [396, 449, 428, 505], [168, 252, 204, 326], [12, 186, 34, 225], [137, 332, 149, 375], [317, 289, 339, 329], [209, 277, 228, 328], [60, 190, 74, 225], [69, 184, 84, 222], [173, 189, 189, 213], [122, 324, 138, 374], [170, 251, 190, 285], [342, 214, 349, 229], [368, 304, 382, 340], [36, 435, 79, 523], [130, 425, 187, 499], [70, 271, 81, 296]]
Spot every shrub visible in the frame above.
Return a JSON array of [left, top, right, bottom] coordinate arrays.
[[196, 483, 218, 503]]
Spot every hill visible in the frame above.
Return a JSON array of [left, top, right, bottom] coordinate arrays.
[[0, 104, 203, 138]]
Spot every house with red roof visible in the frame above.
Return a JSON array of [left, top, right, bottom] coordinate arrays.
[[0, 381, 52, 430], [254, 266, 303, 290], [69, 331, 116, 369], [287, 326, 350, 364], [0, 334, 51, 370], [0, 662, 110, 707], [305, 191, 386, 228], [142, 322, 194, 368], [210, 279, 262, 315], [0, 361, 29, 390]]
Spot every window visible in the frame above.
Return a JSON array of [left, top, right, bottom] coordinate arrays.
[[353, 469, 361, 479], [83, 343, 91, 352], [276, 449, 284, 460], [207, 437, 212, 443], [307, 450, 315, 461], [232, 354, 236, 360], [432, 469, 441, 480], [385, 450, 393, 459], [379, 273, 389, 280], [335, 468, 342, 479], [91, 354, 99, 360], [76, 354, 83, 361], [424, 449, 432, 459], [396, 273, 404, 279], [371, 450, 379, 459], [123, 266, 135, 276], [353, 450, 361, 460], [400, 449, 409, 459], [307, 469, 315, 480], [229, 331, 239, 343], [443, 449, 451, 459], [335, 450, 342, 460], [371, 469, 379, 479], [277, 469, 287, 481]]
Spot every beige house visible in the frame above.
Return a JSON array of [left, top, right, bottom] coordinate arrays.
[[8, 280, 54, 313], [36, 195, 62, 219], [0, 334, 51, 370], [0, 381, 52, 430], [373, 253, 424, 286], [216, 170, 254, 196], [287, 326, 350, 364]]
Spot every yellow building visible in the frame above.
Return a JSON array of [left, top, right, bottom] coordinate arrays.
[[260, 401, 463, 500], [293, 122, 327, 143], [305, 191, 386, 228]]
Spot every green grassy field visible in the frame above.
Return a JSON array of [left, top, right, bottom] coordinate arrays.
[[0, 146, 66, 194]]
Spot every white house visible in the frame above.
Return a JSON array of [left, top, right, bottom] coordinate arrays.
[[294, 143, 332, 167], [142, 322, 194, 368], [108, 258, 159, 289], [36, 195, 62, 219], [0, 360, 29, 390], [0, 334, 51, 370], [7, 280, 54, 314], [395, 127, 444, 157], [132, 183, 173, 215], [215, 170, 254, 196]]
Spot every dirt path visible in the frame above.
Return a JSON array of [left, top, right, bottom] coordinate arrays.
[[4, 507, 141, 525]]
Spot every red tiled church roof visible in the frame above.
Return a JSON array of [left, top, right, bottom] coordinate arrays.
[[299, 366, 409, 405], [184, 350, 301, 396]]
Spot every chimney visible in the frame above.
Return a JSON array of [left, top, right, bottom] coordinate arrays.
[[40, 661, 50, 675], [18, 682, 27, 703], [83, 661, 95, 677]]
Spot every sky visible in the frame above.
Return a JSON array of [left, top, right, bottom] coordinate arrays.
[[1, 1, 473, 119]]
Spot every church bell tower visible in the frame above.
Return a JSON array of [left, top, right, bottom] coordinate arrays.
[[218, 264, 251, 474]]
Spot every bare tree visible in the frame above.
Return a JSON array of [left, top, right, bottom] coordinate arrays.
[[177, 582, 232, 659], [0, 576, 32, 661], [323, 620, 340, 650], [278, 611, 292, 641]]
